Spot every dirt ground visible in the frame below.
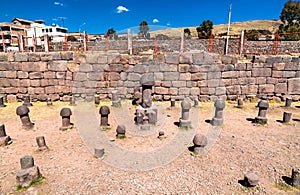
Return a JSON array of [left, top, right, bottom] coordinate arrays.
[[0, 99, 300, 195]]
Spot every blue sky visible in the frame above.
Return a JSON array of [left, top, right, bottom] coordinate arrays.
[[1, 0, 288, 34]]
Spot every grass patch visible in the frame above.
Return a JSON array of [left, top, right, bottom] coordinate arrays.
[[100, 126, 111, 131], [275, 181, 296, 192], [16, 176, 45, 191], [116, 135, 126, 139]]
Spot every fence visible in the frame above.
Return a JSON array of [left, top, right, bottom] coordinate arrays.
[[1, 31, 299, 55]]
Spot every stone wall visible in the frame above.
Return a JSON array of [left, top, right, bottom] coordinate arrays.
[[0, 51, 299, 102], [88, 39, 300, 54]]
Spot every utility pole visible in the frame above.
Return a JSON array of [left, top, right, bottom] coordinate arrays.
[[225, 3, 232, 55], [58, 17, 67, 27]]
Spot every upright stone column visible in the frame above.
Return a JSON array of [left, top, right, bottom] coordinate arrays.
[[211, 98, 226, 126], [285, 97, 292, 107], [292, 168, 300, 188], [16, 155, 42, 188], [140, 74, 155, 108], [111, 90, 121, 107], [59, 107, 73, 130], [23, 94, 33, 107], [99, 106, 110, 127], [16, 106, 34, 129], [254, 98, 269, 124], [179, 98, 192, 128], [0, 96, 6, 107], [0, 124, 11, 146], [36, 136, 48, 151]]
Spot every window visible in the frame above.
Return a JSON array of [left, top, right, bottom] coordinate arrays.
[[0, 26, 10, 31]]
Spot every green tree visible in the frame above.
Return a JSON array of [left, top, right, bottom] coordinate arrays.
[[106, 28, 118, 40], [138, 20, 150, 39], [245, 29, 272, 41], [196, 20, 213, 39], [279, 0, 300, 40], [184, 28, 191, 39]]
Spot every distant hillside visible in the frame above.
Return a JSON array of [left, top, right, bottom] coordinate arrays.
[[150, 20, 282, 38]]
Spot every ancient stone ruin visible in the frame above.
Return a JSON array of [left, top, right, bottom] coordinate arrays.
[[134, 73, 158, 130], [254, 98, 269, 124], [179, 98, 192, 128], [0, 124, 11, 146], [16, 105, 34, 129], [16, 155, 42, 188], [211, 98, 226, 126], [59, 107, 73, 130], [99, 106, 110, 127], [36, 136, 49, 151], [22, 94, 33, 107], [116, 124, 126, 138]]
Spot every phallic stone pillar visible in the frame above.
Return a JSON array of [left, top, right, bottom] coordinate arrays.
[[179, 98, 192, 128], [94, 94, 100, 105], [16, 105, 34, 129], [0, 96, 6, 107], [254, 98, 269, 124], [99, 106, 110, 127], [193, 98, 199, 108], [140, 74, 155, 108], [0, 124, 11, 146], [237, 98, 244, 108], [16, 155, 42, 188], [292, 168, 300, 188], [211, 98, 226, 126], [192, 134, 207, 154], [170, 98, 176, 108], [23, 94, 32, 107], [46, 97, 53, 106], [36, 136, 48, 151], [135, 109, 144, 125], [111, 90, 121, 107], [59, 107, 73, 130], [285, 97, 292, 107], [94, 148, 105, 159], [158, 131, 165, 139], [116, 124, 126, 138], [283, 112, 292, 123]]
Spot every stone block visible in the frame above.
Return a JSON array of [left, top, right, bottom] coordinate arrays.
[[169, 88, 178, 95], [16, 166, 42, 188], [288, 78, 300, 94], [189, 65, 201, 73], [275, 83, 287, 93], [17, 71, 28, 79], [6, 71, 17, 78], [109, 72, 120, 81], [172, 81, 186, 87], [159, 63, 177, 72], [108, 64, 124, 72], [34, 88, 45, 94], [132, 64, 148, 73], [48, 61, 68, 71], [56, 72, 66, 79], [222, 71, 238, 78], [283, 71, 296, 78], [7, 95, 17, 102], [22, 62, 47, 72], [43, 72, 55, 79], [74, 72, 87, 81], [235, 63, 246, 70], [216, 87, 226, 95], [272, 71, 283, 78], [79, 63, 92, 72], [226, 85, 241, 95], [258, 84, 275, 93], [252, 68, 271, 77], [179, 53, 193, 64], [154, 87, 169, 95], [5, 87, 18, 94], [221, 55, 232, 64], [190, 87, 200, 95], [15, 53, 28, 62], [28, 53, 41, 62], [179, 73, 191, 81], [207, 79, 220, 88], [165, 52, 179, 64], [19, 79, 30, 87], [30, 80, 40, 87], [193, 53, 218, 65], [164, 72, 179, 80], [178, 64, 190, 72], [178, 88, 190, 95], [200, 87, 215, 95], [273, 62, 285, 70], [29, 72, 43, 79], [127, 73, 141, 81], [191, 73, 206, 81], [256, 77, 266, 85]]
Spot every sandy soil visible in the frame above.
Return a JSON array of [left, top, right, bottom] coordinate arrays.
[[0, 99, 300, 195]]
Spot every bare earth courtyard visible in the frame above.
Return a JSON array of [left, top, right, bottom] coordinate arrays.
[[0, 99, 300, 194]]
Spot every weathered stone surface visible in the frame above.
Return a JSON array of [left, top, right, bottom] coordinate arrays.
[[48, 61, 68, 71], [16, 166, 41, 188], [288, 78, 300, 94], [244, 173, 259, 187]]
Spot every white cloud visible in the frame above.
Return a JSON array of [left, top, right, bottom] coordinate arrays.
[[166, 22, 171, 26], [152, 18, 159, 23], [116, 5, 129, 13], [54, 1, 64, 6]]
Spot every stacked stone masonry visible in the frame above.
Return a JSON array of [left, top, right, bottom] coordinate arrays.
[[0, 51, 299, 102]]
